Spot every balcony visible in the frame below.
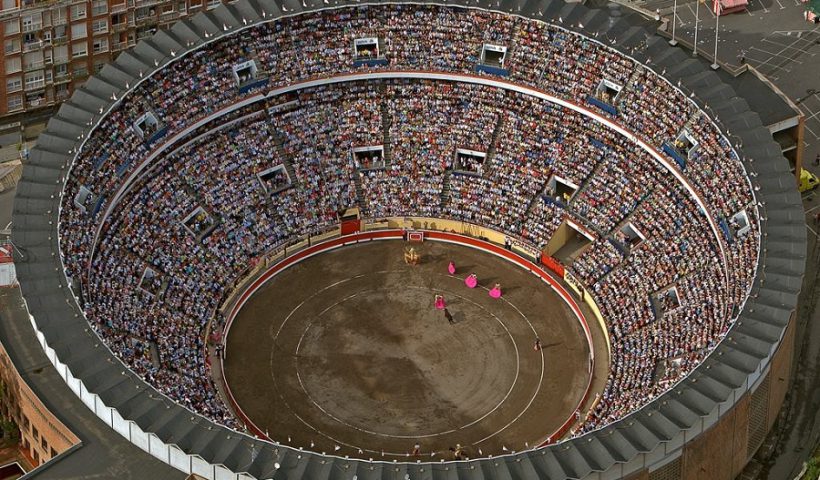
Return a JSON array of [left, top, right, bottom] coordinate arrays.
[[111, 21, 133, 33], [23, 60, 44, 70], [52, 17, 67, 26], [24, 79, 45, 91], [135, 15, 155, 26], [23, 40, 46, 52], [110, 0, 134, 12], [22, 23, 43, 33], [159, 11, 178, 22]]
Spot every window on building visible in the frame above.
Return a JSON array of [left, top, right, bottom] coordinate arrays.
[[41, 437, 47, 451], [72, 63, 88, 78], [161, 3, 174, 13], [72, 41, 87, 58], [24, 70, 44, 90], [1, 0, 18, 12], [54, 25, 66, 41], [70, 4, 86, 20], [53, 45, 68, 64], [22, 50, 43, 70], [4, 56, 21, 73], [55, 83, 69, 98], [21, 13, 41, 31], [31, 426, 38, 441], [6, 76, 21, 93], [178, 2, 186, 13], [71, 23, 86, 39], [4, 18, 20, 35], [52, 8, 67, 25], [111, 13, 126, 26], [92, 37, 107, 53], [55, 63, 67, 77], [91, 19, 107, 34], [91, 0, 107, 15], [93, 61, 105, 73], [4, 38, 20, 54], [135, 7, 152, 20], [206, 0, 219, 9]]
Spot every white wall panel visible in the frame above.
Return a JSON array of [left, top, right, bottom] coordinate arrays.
[[169, 445, 192, 473], [149, 434, 170, 462], [192, 456, 215, 479]]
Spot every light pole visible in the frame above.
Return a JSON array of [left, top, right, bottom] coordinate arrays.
[[670, 0, 679, 46], [693, 0, 700, 56], [711, 0, 721, 69]]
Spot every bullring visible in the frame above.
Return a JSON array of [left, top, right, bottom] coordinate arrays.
[[11, 0, 804, 478]]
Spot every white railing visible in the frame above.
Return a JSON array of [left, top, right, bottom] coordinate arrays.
[[21, 297, 257, 480]]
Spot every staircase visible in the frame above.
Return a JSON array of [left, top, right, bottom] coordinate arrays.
[[353, 171, 366, 209], [682, 111, 700, 134], [570, 151, 609, 204], [272, 131, 299, 186], [440, 171, 452, 210], [625, 67, 644, 93], [610, 186, 657, 239], [380, 82, 392, 164], [524, 182, 550, 217], [482, 112, 506, 177]]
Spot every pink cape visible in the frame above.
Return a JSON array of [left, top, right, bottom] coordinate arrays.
[[465, 275, 478, 288], [447, 262, 456, 275], [489, 287, 502, 299], [435, 297, 446, 310]]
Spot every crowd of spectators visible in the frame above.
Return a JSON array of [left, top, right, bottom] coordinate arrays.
[[58, 5, 759, 438]]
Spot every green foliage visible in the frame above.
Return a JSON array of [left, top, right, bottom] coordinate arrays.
[[0, 419, 18, 445], [805, 455, 820, 480]]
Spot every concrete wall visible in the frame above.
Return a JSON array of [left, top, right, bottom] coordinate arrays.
[[675, 314, 796, 480], [767, 312, 795, 432]]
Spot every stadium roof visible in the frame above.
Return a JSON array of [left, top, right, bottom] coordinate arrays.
[[12, 0, 806, 478]]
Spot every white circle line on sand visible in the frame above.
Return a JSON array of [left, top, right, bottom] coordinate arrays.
[[290, 283, 523, 439], [266, 271, 410, 449], [251, 265, 561, 453], [436, 273, 547, 446]]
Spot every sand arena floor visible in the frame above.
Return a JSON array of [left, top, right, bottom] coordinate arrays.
[[223, 240, 594, 459]]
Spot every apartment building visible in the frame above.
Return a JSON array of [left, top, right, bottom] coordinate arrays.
[[0, 0, 226, 120]]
